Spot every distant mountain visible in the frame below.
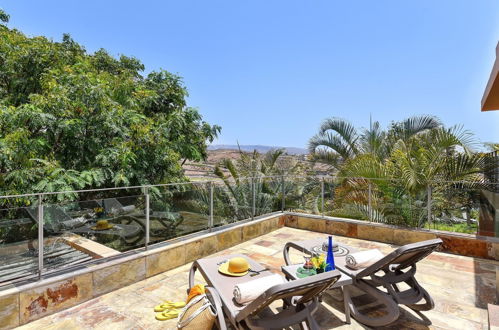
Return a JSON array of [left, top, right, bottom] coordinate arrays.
[[208, 144, 308, 155]]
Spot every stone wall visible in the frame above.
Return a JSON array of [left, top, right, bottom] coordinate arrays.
[[0, 214, 285, 329], [284, 213, 499, 261]]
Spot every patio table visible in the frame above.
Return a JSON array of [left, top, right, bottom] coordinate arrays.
[[282, 237, 360, 324], [281, 263, 352, 324]]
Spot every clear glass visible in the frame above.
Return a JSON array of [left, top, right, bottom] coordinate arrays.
[[253, 176, 282, 217], [40, 188, 147, 267], [477, 182, 498, 237], [284, 176, 322, 214], [430, 182, 482, 235], [212, 178, 253, 225], [321, 177, 370, 221], [0, 198, 39, 283], [149, 183, 209, 245]]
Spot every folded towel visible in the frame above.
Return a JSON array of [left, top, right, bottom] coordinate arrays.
[[122, 205, 136, 212], [233, 274, 285, 305], [60, 217, 87, 230], [345, 249, 384, 270]]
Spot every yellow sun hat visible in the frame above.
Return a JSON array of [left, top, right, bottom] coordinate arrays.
[[218, 257, 250, 277], [91, 219, 114, 231]]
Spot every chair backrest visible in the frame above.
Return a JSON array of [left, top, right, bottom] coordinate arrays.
[[102, 198, 124, 214], [235, 269, 341, 323], [356, 239, 443, 279], [26, 205, 72, 233]]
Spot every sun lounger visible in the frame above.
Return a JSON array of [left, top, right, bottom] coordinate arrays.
[[188, 254, 341, 330], [102, 198, 183, 233], [26, 205, 142, 243], [283, 238, 442, 327], [26, 205, 87, 234], [337, 239, 443, 318]]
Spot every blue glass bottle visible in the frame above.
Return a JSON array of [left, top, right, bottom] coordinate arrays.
[[325, 236, 335, 271]]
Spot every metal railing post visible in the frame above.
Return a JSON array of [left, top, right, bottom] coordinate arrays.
[[251, 177, 256, 219], [37, 194, 44, 279], [209, 181, 214, 231], [281, 175, 285, 212], [427, 185, 432, 230], [368, 182, 372, 222], [321, 177, 325, 217], [145, 187, 150, 250]]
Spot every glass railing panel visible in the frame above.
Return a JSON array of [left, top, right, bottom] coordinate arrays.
[[322, 177, 428, 227], [96, 192, 146, 252], [429, 182, 483, 235], [323, 177, 363, 220], [212, 178, 253, 225], [254, 176, 282, 217], [40, 190, 147, 259], [212, 181, 238, 226], [324, 177, 370, 221], [149, 183, 209, 244], [0, 198, 39, 284], [368, 178, 428, 228], [284, 176, 322, 214], [477, 182, 499, 237]]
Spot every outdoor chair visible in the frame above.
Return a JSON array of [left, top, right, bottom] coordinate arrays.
[[188, 254, 341, 330], [26, 205, 87, 234], [336, 238, 443, 327], [26, 204, 142, 242], [102, 198, 183, 232]]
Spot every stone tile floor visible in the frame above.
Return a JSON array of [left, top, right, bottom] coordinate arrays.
[[17, 227, 498, 330]]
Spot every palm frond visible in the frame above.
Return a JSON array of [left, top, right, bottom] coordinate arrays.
[[319, 117, 358, 149], [308, 132, 354, 160]]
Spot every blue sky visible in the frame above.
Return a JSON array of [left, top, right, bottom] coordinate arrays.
[[3, 1, 499, 148]]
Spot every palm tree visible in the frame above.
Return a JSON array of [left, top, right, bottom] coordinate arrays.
[[210, 147, 320, 221], [308, 115, 441, 168], [310, 116, 485, 228]]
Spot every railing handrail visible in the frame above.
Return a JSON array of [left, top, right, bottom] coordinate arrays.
[[0, 174, 497, 200]]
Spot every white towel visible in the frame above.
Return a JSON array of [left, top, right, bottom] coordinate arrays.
[[345, 249, 384, 270], [122, 205, 136, 212], [233, 274, 285, 305]]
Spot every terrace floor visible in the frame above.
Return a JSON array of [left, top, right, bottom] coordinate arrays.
[[16, 227, 497, 330]]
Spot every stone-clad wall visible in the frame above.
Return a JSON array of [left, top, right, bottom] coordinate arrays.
[[284, 213, 499, 261], [0, 214, 285, 329]]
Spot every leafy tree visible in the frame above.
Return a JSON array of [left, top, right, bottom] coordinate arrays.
[[0, 13, 220, 203], [0, 9, 9, 23]]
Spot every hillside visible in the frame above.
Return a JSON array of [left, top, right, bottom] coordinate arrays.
[[208, 144, 308, 155], [183, 148, 330, 179]]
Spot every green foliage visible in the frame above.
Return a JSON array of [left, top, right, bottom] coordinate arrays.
[[0, 16, 220, 203], [0, 9, 9, 23], [211, 148, 309, 221], [310, 115, 485, 228], [431, 222, 477, 234]]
